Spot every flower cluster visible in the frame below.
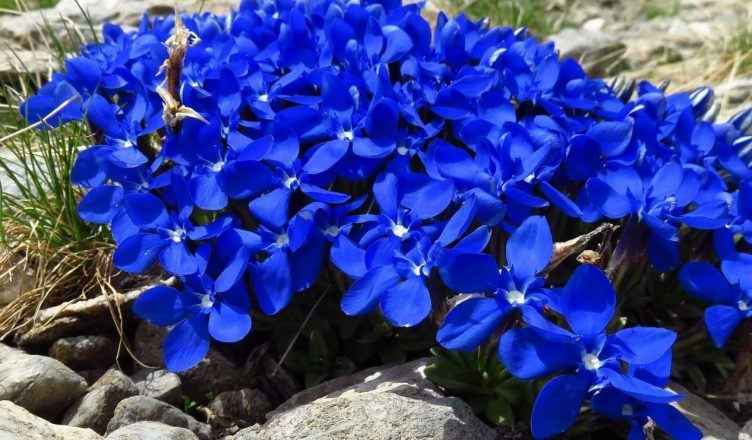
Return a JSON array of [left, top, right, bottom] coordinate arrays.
[[20, 0, 752, 437]]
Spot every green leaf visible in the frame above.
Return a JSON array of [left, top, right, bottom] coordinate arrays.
[[309, 328, 330, 361], [485, 397, 514, 425]]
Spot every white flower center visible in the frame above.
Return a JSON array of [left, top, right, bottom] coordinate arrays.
[[621, 404, 633, 417], [201, 294, 214, 308], [258, 94, 269, 102], [324, 225, 340, 237], [505, 289, 525, 306], [210, 161, 224, 172], [276, 233, 290, 247], [283, 176, 297, 189], [739, 300, 749, 312], [340, 130, 354, 141], [170, 228, 185, 243], [391, 223, 409, 238], [397, 146, 409, 155], [582, 353, 602, 371]]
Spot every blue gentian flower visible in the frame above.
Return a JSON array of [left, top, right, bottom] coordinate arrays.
[[678, 254, 752, 347], [133, 242, 252, 371], [500, 264, 680, 438], [436, 215, 553, 351]]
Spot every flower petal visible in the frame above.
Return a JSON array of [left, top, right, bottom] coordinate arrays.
[[559, 264, 616, 340], [506, 215, 552, 283], [678, 262, 735, 304], [113, 233, 166, 273], [704, 305, 744, 348], [341, 265, 400, 316], [437, 297, 508, 352], [133, 286, 186, 326], [381, 276, 432, 327], [164, 315, 210, 372], [438, 250, 500, 293], [498, 327, 580, 380], [531, 372, 592, 439], [208, 303, 252, 343]]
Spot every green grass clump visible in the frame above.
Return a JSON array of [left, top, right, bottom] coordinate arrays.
[[0, 0, 58, 11], [445, 0, 572, 38], [0, 9, 113, 340], [641, 0, 679, 21]]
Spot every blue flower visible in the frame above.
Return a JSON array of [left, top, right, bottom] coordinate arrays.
[[112, 191, 232, 276], [133, 253, 252, 371], [500, 264, 680, 438], [337, 197, 483, 327], [436, 215, 553, 352], [678, 254, 752, 347]]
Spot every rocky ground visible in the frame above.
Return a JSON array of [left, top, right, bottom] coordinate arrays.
[[0, 0, 751, 439]]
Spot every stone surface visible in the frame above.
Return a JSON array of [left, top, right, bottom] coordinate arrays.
[[132, 369, 182, 406], [739, 419, 752, 440], [0, 343, 88, 419], [0, 400, 102, 440], [206, 389, 272, 436], [49, 335, 118, 370], [668, 381, 741, 440], [548, 28, 627, 77], [229, 358, 495, 440], [0, 0, 239, 50], [105, 421, 198, 440], [106, 396, 213, 440], [62, 369, 139, 434]]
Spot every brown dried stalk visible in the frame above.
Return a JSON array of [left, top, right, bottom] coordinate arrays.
[[157, 9, 206, 131]]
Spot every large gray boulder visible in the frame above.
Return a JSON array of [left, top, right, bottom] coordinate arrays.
[[105, 421, 198, 440], [0, 400, 102, 440], [229, 358, 495, 440], [0, 343, 88, 419], [62, 369, 140, 434], [106, 396, 212, 440]]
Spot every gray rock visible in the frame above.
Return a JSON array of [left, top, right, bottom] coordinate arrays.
[[668, 381, 740, 440], [0, 0, 238, 51], [132, 369, 182, 406], [0, 400, 102, 440], [716, 77, 752, 106], [105, 421, 198, 440], [62, 369, 139, 434], [739, 419, 752, 440], [548, 28, 627, 76], [135, 322, 239, 397], [206, 389, 272, 436], [106, 396, 212, 440], [229, 358, 495, 440], [49, 335, 118, 370], [0, 343, 88, 419]]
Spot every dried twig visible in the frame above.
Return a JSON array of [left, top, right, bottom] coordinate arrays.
[[157, 7, 205, 131], [543, 223, 619, 275]]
